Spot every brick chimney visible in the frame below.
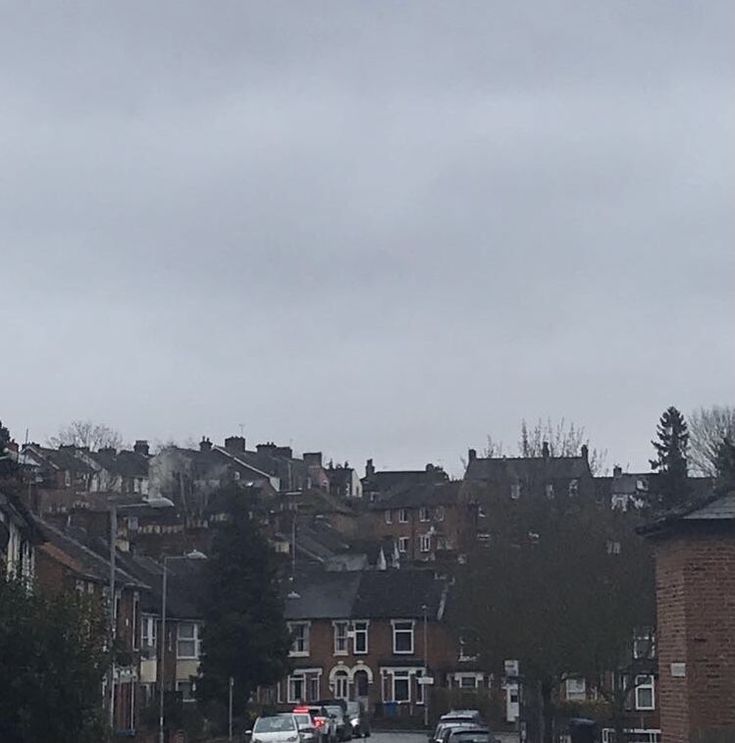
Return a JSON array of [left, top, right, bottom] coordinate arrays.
[[199, 437, 212, 452], [134, 440, 150, 457], [468, 448, 477, 462], [224, 436, 246, 454], [304, 452, 323, 467], [365, 458, 375, 478], [542, 441, 550, 459], [581, 444, 589, 462], [613, 465, 622, 478], [274, 446, 293, 459]]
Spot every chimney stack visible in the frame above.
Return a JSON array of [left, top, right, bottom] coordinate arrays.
[[581, 444, 589, 462], [542, 441, 550, 459], [303, 452, 323, 468], [224, 436, 246, 454], [199, 437, 212, 452], [468, 448, 477, 462], [613, 465, 622, 478], [365, 458, 375, 478], [134, 440, 150, 457]]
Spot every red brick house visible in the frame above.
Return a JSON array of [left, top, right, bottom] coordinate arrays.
[[258, 570, 482, 719], [640, 491, 735, 743]]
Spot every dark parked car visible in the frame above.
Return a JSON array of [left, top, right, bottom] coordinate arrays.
[[345, 701, 370, 738], [447, 728, 498, 743]]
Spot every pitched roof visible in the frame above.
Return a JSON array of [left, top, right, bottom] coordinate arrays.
[[362, 467, 449, 494], [371, 481, 463, 509], [464, 455, 591, 483], [637, 489, 735, 537], [284, 571, 361, 620], [85, 449, 149, 478]]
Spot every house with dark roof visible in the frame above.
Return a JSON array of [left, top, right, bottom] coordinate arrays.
[[366, 481, 478, 564], [258, 569, 472, 720], [361, 459, 449, 501], [463, 444, 594, 502], [0, 488, 44, 579]]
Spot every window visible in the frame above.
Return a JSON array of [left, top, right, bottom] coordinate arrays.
[[635, 675, 655, 710], [435, 506, 445, 521], [288, 673, 305, 703], [398, 508, 408, 523], [565, 677, 586, 701], [477, 505, 487, 518], [177, 622, 201, 659], [334, 621, 349, 655], [392, 670, 410, 702], [545, 482, 554, 498], [419, 507, 430, 522], [458, 674, 480, 689], [176, 679, 196, 703], [141, 616, 157, 652], [398, 537, 409, 553], [308, 674, 320, 701], [633, 628, 656, 660], [384, 510, 392, 524], [393, 620, 414, 654], [334, 670, 350, 700], [510, 482, 521, 500], [353, 620, 369, 654], [289, 622, 310, 656], [568, 479, 579, 496], [419, 534, 431, 553], [607, 540, 622, 555]]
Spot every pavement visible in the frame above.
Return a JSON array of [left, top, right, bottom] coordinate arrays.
[[370, 732, 519, 743]]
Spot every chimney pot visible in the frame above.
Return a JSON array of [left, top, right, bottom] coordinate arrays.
[[468, 448, 477, 462], [199, 437, 212, 453], [542, 441, 550, 459], [134, 440, 150, 457], [365, 458, 375, 478], [613, 465, 622, 477]]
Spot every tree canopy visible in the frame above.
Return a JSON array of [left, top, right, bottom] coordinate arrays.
[[0, 577, 108, 743], [196, 484, 291, 713], [48, 419, 123, 451], [688, 405, 735, 477]]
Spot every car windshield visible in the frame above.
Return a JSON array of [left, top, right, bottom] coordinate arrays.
[[325, 706, 342, 718], [450, 732, 490, 743], [255, 716, 297, 733], [295, 715, 313, 728]]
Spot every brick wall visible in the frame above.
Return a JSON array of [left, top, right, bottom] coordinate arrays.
[[655, 527, 735, 743]]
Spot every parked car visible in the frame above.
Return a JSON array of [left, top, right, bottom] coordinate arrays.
[[447, 727, 498, 743], [323, 704, 351, 741], [293, 711, 322, 743], [441, 711, 483, 724], [432, 718, 485, 743], [294, 706, 337, 743], [250, 714, 302, 743], [345, 701, 370, 738]]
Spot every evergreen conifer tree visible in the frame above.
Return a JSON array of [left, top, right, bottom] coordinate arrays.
[[196, 485, 291, 715], [648, 406, 691, 512]]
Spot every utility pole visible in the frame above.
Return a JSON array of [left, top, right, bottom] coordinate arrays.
[[228, 676, 234, 742]]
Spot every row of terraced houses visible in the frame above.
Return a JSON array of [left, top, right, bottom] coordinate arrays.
[[2, 433, 732, 743]]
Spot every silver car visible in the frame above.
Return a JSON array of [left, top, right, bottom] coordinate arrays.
[[251, 714, 301, 743]]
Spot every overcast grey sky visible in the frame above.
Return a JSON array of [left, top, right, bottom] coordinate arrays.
[[2, 1, 733, 475]]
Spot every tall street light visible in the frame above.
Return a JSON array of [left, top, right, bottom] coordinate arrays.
[[159, 549, 207, 743], [108, 496, 174, 733]]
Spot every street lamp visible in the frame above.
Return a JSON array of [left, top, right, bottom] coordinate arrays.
[[108, 496, 174, 732], [159, 549, 207, 743], [422, 603, 429, 729]]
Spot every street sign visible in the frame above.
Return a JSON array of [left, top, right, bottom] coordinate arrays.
[[418, 676, 435, 685]]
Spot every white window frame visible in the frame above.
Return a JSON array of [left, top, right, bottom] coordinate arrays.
[[288, 672, 306, 704], [633, 628, 656, 660], [392, 670, 411, 702], [353, 620, 369, 654], [456, 673, 482, 689], [384, 510, 392, 524], [176, 679, 197, 703], [398, 536, 409, 554], [333, 620, 349, 655], [565, 676, 587, 701], [392, 620, 415, 654], [176, 622, 201, 660], [635, 675, 655, 711], [141, 616, 157, 652], [435, 505, 445, 521], [545, 482, 554, 498], [398, 508, 409, 523], [419, 534, 431, 553], [510, 482, 521, 500], [419, 507, 430, 522], [289, 621, 310, 657]]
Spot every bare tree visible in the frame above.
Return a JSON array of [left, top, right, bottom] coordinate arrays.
[[519, 418, 607, 474], [483, 435, 504, 458], [688, 405, 735, 477], [48, 420, 124, 451]]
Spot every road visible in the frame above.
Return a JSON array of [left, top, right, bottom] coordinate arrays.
[[370, 732, 519, 743]]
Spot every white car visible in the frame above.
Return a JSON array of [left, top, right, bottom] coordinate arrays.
[[251, 714, 302, 743]]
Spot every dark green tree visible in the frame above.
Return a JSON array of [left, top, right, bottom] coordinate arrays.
[[0, 577, 109, 743], [715, 437, 735, 493], [196, 485, 291, 717], [457, 487, 655, 743], [647, 406, 691, 512]]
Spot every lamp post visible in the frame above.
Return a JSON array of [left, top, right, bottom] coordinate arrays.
[[422, 603, 429, 729], [108, 496, 174, 733], [159, 549, 207, 743]]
